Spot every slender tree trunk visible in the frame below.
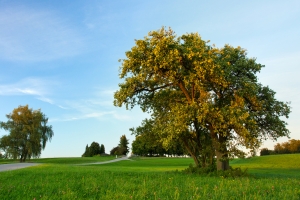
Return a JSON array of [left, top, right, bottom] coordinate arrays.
[[201, 155, 206, 168], [22, 149, 28, 162], [182, 139, 200, 167], [190, 153, 200, 167]]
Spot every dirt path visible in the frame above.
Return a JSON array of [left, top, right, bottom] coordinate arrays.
[[0, 163, 41, 172], [76, 156, 132, 165], [0, 156, 131, 172]]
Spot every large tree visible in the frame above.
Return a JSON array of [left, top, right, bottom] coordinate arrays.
[[0, 105, 54, 162], [114, 27, 290, 170]]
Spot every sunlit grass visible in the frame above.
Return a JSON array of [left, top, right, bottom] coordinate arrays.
[[230, 154, 300, 178], [0, 155, 300, 199]]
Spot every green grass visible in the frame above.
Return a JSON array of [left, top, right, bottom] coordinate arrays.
[[230, 154, 300, 178], [0, 155, 300, 199]]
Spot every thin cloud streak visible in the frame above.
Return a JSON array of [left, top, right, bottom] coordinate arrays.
[[52, 87, 136, 122], [0, 78, 50, 96], [0, 77, 65, 109], [50, 110, 132, 122]]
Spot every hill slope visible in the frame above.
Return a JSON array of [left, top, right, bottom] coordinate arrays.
[[230, 154, 300, 177]]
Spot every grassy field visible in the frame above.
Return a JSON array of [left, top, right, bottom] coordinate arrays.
[[231, 154, 300, 178], [0, 155, 299, 199]]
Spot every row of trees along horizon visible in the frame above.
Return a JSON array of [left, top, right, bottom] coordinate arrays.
[[260, 139, 300, 156], [113, 27, 291, 171]]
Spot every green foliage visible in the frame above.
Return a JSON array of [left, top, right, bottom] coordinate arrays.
[[0, 105, 53, 162], [110, 135, 129, 155], [216, 167, 249, 178], [260, 148, 275, 156], [119, 135, 129, 155], [82, 142, 105, 157], [100, 144, 105, 154], [89, 142, 101, 156], [183, 163, 248, 178], [110, 146, 127, 156], [131, 121, 186, 156], [110, 146, 119, 155], [114, 27, 291, 171], [82, 144, 90, 157], [183, 163, 216, 174]]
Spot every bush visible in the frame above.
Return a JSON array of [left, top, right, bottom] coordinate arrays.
[[183, 163, 216, 174], [260, 148, 270, 156], [183, 164, 248, 178], [215, 167, 249, 178]]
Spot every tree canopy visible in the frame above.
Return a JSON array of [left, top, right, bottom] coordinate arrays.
[[114, 27, 291, 170], [131, 119, 185, 157], [118, 135, 129, 155], [110, 135, 129, 156], [0, 105, 54, 162], [82, 142, 105, 157]]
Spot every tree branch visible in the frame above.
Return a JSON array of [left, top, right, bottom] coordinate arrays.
[[178, 81, 192, 103]]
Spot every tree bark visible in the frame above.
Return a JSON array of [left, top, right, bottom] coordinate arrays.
[[209, 126, 230, 171], [215, 150, 229, 171], [182, 139, 200, 167]]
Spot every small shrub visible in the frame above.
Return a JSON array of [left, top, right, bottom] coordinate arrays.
[[183, 163, 216, 175], [183, 164, 248, 178], [215, 167, 249, 178]]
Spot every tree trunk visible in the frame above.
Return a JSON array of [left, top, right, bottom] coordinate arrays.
[[22, 149, 28, 162], [182, 140, 200, 167], [191, 154, 200, 167], [209, 126, 230, 171], [201, 155, 206, 168], [215, 150, 229, 171]]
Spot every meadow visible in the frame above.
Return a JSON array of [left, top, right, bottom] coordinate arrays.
[[0, 155, 299, 199]]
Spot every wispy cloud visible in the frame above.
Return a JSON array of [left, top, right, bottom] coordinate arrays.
[[36, 97, 54, 104], [0, 77, 49, 96], [0, 6, 85, 62], [51, 87, 136, 122], [59, 111, 116, 122], [0, 77, 59, 105]]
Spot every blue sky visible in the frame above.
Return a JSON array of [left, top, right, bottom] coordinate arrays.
[[0, 0, 299, 157]]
